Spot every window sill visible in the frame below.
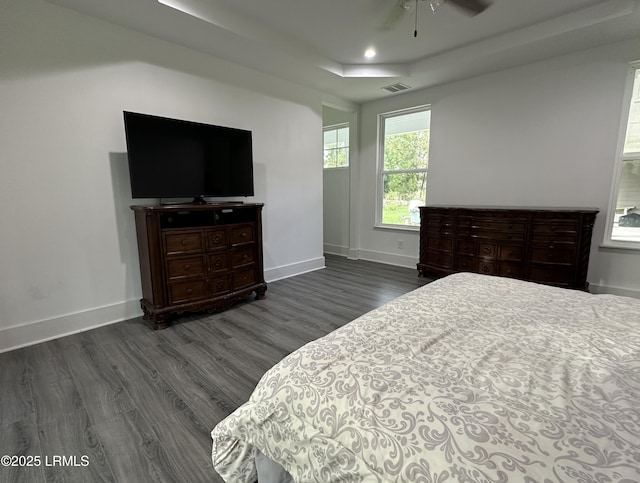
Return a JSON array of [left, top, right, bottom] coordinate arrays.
[[599, 241, 640, 252], [374, 223, 420, 233]]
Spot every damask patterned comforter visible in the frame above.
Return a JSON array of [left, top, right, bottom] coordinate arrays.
[[211, 273, 640, 482]]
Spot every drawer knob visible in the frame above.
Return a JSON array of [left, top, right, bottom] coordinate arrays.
[[243, 254, 249, 260], [216, 281, 224, 289], [184, 264, 191, 271], [181, 239, 189, 246], [186, 288, 193, 294], [241, 232, 248, 238]]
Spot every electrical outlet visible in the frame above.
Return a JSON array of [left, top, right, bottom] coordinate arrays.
[[397, 239, 404, 249]]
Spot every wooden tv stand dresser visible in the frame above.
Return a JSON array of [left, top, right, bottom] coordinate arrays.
[[417, 206, 598, 290], [131, 203, 267, 329]]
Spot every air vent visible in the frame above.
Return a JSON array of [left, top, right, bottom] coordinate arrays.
[[382, 83, 411, 93]]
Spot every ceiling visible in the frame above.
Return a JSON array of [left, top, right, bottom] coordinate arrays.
[[48, 0, 640, 103]]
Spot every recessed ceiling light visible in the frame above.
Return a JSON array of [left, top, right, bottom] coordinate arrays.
[[364, 48, 376, 59]]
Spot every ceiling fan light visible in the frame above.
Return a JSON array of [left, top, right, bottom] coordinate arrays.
[[364, 48, 377, 58]]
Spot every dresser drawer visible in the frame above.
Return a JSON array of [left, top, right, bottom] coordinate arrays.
[[427, 237, 453, 252], [499, 262, 523, 279], [454, 256, 476, 272], [529, 266, 572, 286], [425, 216, 455, 235], [530, 247, 575, 264], [232, 247, 255, 268], [478, 261, 496, 275], [478, 243, 497, 258], [531, 222, 578, 235], [206, 229, 228, 250], [230, 225, 255, 245], [531, 233, 577, 244], [471, 220, 526, 232], [168, 280, 208, 304], [426, 251, 452, 269], [457, 239, 475, 255], [208, 253, 229, 273], [233, 268, 257, 289], [473, 230, 525, 241], [166, 256, 206, 280], [499, 245, 523, 261], [164, 231, 204, 255], [209, 276, 230, 295]]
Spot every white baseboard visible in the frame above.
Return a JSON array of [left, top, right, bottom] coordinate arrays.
[[352, 249, 418, 270], [0, 257, 326, 354], [323, 243, 349, 257], [264, 256, 325, 282], [588, 283, 640, 298], [0, 299, 142, 354]]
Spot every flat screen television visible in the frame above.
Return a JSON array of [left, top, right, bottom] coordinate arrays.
[[123, 111, 254, 203]]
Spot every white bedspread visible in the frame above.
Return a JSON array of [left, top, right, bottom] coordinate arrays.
[[211, 273, 640, 482]]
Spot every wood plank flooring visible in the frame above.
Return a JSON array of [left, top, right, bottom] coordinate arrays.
[[0, 255, 432, 483]]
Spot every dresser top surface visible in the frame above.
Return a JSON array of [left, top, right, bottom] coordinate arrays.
[[131, 202, 264, 212], [421, 205, 599, 214]]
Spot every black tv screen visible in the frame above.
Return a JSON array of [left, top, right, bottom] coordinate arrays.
[[123, 111, 254, 201]]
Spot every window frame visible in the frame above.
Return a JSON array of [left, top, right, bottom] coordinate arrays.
[[323, 123, 350, 169], [603, 62, 640, 251], [375, 105, 431, 230]]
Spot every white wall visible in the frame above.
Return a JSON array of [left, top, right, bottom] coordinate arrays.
[[0, 0, 325, 351], [356, 38, 640, 295], [322, 106, 355, 256]]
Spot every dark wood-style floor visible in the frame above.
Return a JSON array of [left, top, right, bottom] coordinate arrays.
[[0, 255, 432, 483]]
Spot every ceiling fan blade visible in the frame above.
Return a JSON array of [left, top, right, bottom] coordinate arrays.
[[447, 0, 491, 15], [380, 0, 412, 30]]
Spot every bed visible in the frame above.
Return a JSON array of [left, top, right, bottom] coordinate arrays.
[[210, 272, 640, 482]]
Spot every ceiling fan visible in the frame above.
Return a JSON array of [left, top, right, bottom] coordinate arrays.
[[383, 0, 491, 34]]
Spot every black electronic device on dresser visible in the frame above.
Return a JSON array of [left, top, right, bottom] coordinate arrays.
[[123, 111, 254, 203], [417, 206, 598, 291]]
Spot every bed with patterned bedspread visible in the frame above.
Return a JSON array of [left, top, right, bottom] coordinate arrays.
[[211, 272, 640, 482]]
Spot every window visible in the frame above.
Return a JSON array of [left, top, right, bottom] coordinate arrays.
[[607, 65, 640, 246], [323, 124, 349, 168], [378, 106, 430, 227]]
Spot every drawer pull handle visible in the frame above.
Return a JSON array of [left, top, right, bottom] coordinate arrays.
[[181, 240, 189, 246], [186, 288, 193, 294], [184, 264, 191, 271], [241, 232, 248, 238], [243, 254, 249, 260]]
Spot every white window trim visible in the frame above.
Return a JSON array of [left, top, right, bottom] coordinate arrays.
[[323, 123, 350, 169], [375, 105, 430, 231], [602, 62, 640, 251]]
